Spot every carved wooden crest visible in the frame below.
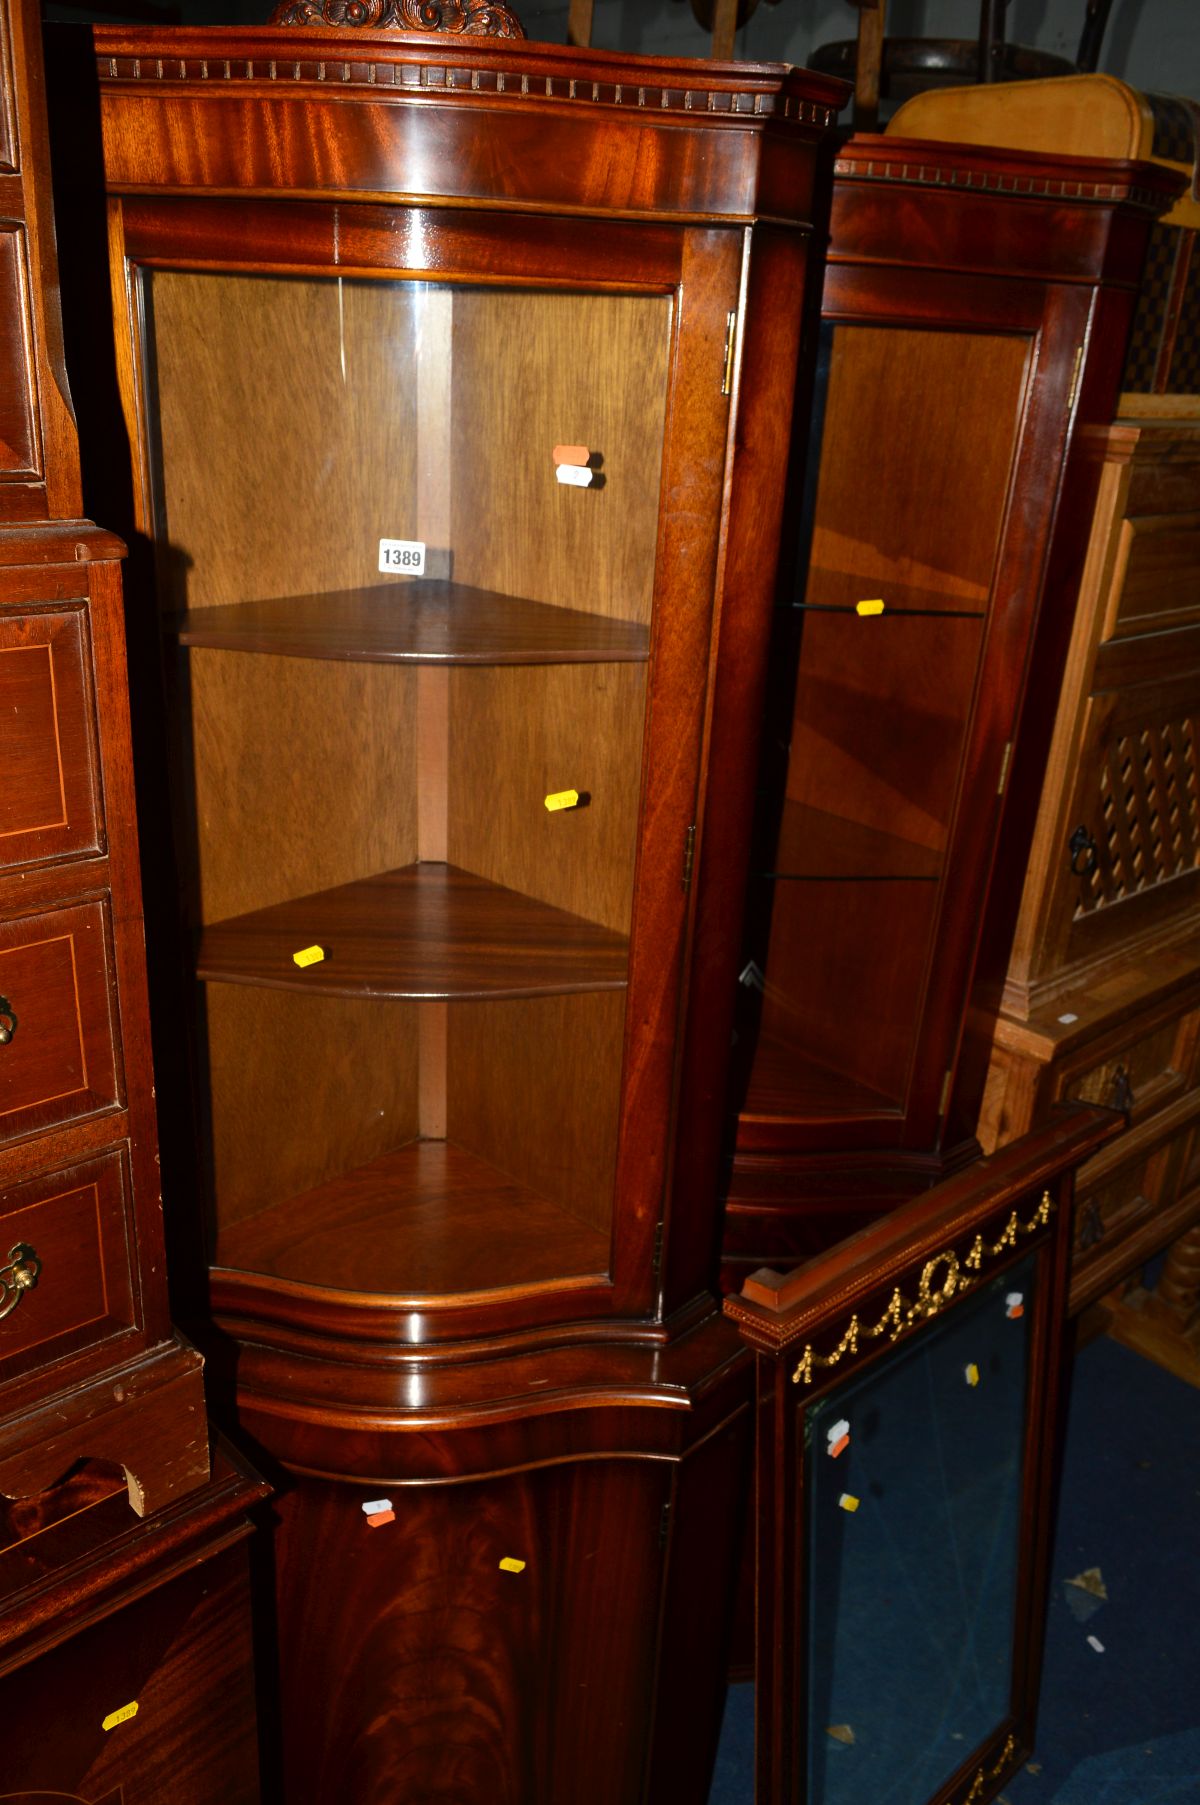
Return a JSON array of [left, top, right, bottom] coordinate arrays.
[[269, 0, 526, 31]]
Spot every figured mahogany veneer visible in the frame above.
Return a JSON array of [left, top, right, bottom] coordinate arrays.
[[174, 583, 649, 665], [197, 862, 628, 1000]]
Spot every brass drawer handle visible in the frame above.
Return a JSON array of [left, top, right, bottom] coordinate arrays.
[[0, 1242, 41, 1319], [0, 996, 16, 1044], [1110, 1064, 1134, 1115]]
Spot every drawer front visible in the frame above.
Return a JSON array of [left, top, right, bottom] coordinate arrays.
[[1102, 513, 1200, 642], [1072, 1135, 1184, 1278], [0, 607, 102, 870], [0, 901, 122, 1144], [0, 1148, 137, 1384], [1060, 1005, 1200, 1120]]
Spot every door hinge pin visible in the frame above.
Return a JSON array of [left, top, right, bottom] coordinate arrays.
[[997, 741, 1013, 796], [682, 823, 697, 892], [1067, 344, 1084, 412], [722, 311, 737, 396]]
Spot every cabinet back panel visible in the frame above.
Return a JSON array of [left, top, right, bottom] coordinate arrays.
[[205, 983, 420, 1229], [786, 614, 985, 858], [805, 324, 1029, 615], [751, 878, 939, 1109], [448, 991, 624, 1238], [449, 290, 670, 627], [189, 648, 417, 924], [147, 270, 422, 609], [448, 664, 645, 935]]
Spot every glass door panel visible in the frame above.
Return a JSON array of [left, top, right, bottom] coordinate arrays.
[[805, 1254, 1034, 1805], [142, 269, 673, 1301], [737, 323, 1030, 1129]]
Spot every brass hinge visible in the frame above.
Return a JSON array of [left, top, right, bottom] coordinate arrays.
[[938, 1068, 953, 1118], [1067, 344, 1084, 412], [682, 823, 697, 892], [722, 311, 737, 396], [651, 1220, 665, 1276], [997, 741, 1013, 797], [659, 1498, 672, 1548]]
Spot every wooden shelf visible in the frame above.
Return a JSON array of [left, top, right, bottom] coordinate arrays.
[[762, 798, 942, 882], [742, 1023, 899, 1120], [196, 861, 629, 999], [172, 583, 649, 665], [214, 1138, 611, 1300]]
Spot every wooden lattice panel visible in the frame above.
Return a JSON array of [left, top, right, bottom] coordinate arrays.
[[1078, 716, 1200, 916]]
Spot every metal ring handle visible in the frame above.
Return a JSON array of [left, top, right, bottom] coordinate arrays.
[[0, 1242, 41, 1320], [0, 995, 16, 1045], [1069, 825, 1099, 878]]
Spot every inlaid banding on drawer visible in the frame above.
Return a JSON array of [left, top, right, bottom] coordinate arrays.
[[0, 608, 103, 870], [0, 901, 122, 1145], [0, 1149, 137, 1382]]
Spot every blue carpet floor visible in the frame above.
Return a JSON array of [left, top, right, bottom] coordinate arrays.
[[708, 1334, 1200, 1804]]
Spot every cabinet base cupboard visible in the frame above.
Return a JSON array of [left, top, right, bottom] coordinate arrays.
[[81, 22, 847, 1801]]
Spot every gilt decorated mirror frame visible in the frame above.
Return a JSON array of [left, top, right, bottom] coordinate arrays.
[[726, 1103, 1123, 1805]]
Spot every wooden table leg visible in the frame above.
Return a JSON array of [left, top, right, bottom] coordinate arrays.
[[711, 0, 739, 61], [1104, 1217, 1200, 1389], [854, 0, 886, 130], [566, 0, 593, 47]]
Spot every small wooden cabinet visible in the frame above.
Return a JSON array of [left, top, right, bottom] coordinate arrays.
[[81, 19, 846, 1799], [0, 0, 207, 1514], [982, 422, 1200, 1310], [684, 134, 1181, 1297]]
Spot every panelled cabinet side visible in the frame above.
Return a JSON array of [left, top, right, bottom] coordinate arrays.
[[78, 28, 846, 1803], [0, 0, 207, 1516]]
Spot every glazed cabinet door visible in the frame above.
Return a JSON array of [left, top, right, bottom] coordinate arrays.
[[115, 199, 740, 1342], [732, 276, 1091, 1158]]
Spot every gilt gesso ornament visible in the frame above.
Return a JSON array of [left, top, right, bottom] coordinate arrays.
[[269, 0, 526, 34]]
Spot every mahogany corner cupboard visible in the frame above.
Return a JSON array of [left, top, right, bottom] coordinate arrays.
[[83, 19, 846, 1802], [681, 133, 1183, 1295]]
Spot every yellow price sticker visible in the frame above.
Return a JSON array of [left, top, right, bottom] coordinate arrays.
[[292, 945, 326, 968], [544, 790, 580, 813], [102, 1701, 139, 1732], [499, 1557, 527, 1573], [855, 599, 885, 617]]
